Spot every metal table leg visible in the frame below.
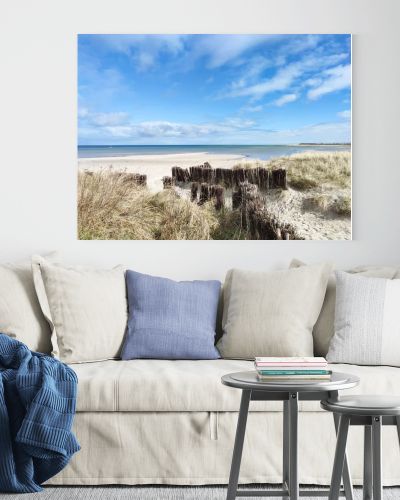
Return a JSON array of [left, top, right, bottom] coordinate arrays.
[[396, 416, 400, 449], [333, 413, 354, 500], [329, 415, 351, 500], [226, 390, 251, 500], [363, 426, 373, 500], [372, 416, 382, 500], [289, 392, 299, 500], [283, 400, 290, 493]]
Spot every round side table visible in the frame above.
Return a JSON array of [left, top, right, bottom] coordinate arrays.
[[221, 370, 360, 500], [321, 395, 400, 500]]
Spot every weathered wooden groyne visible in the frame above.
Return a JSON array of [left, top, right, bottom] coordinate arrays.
[[171, 163, 287, 190], [190, 182, 225, 210], [232, 181, 301, 240], [162, 176, 175, 189]]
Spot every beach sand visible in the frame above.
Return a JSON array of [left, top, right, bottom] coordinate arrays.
[[78, 152, 247, 192], [78, 151, 351, 240]]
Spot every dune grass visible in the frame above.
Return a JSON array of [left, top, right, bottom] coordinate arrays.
[[269, 151, 351, 190], [78, 151, 351, 240], [78, 170, 217, 240], [303, 193, 352, 216], [234, 151, 351, 191]]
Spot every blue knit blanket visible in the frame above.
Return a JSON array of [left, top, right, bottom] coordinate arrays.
[[0, 334, 80, 493]]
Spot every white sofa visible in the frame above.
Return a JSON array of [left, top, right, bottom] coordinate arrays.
[[47, 359, 400, 486], [2, 258, 399, 487]]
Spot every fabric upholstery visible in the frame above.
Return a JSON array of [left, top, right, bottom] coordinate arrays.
[[47, 410, 400, 487], [121, 271, 220, 360], [327, 271, 400, 366], [290, 259, 399, 356], [32, 255, 128, 363], [0, 261, 52, 353], [71, 359, 400, 412], [217, 263, 332, 359]]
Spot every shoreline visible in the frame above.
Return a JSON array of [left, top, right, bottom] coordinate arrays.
[[78, 152, 249, 192]]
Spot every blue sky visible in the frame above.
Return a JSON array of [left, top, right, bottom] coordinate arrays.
[[78, 34, 351, 145]]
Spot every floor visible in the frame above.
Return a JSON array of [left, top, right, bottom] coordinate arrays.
[[2, 486, 400, 499]]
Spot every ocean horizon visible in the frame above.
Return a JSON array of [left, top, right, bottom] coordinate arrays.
[[78, 144, 351, 160]]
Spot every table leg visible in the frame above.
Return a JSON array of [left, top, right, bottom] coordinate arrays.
[[289, 392, 298, 500], [283, 400, 290, 493], [334, 413, 354, 500], [396, 416, 400, 449], [372, 416, 382, 500], [363, 425, 373, 500], [226, 389, 251, 500], [329, 415, 351, 500]]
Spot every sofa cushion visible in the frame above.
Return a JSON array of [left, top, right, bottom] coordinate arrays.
[[32, 255, 128, 363], [121, 270, 221, 360], [72, 359, 400, 413], [290, 259, 399, 357], [328, 271, 400, 366], [0, 260, 52, 353], [217, 263, 332, 359]]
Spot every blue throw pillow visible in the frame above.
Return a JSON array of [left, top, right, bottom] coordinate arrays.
[[121, 270, 221, 360]]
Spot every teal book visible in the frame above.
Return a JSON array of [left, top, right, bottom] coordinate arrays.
[[257, 370, 332, 376]]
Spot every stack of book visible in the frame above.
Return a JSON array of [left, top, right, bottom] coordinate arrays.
[[254, 357, 331, 381]]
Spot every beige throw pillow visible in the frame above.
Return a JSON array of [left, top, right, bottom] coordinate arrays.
[[217, 262, 332, 359], [290, 259, 399, 357], [32, 256, 128, 363], [0, 261, 52, 353]]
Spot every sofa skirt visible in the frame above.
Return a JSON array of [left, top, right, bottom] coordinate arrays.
[[47, 411, 400, 486]]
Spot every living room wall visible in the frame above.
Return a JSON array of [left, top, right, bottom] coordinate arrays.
[[0, 0, 399, 280]]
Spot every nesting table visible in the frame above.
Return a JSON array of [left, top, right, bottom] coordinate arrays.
[[221, 371, 360, 500], [321, 395, 400, 500]]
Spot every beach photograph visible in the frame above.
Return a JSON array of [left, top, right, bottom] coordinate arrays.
[[78, 34, 351, 240]]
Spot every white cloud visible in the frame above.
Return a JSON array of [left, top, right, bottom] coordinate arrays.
[[230, 56, 271, 91], [79, 109, 130, 127], [96, 35, 272, 72], [261, 120, 351, 144], [272, 93, 298, 107], [90, 112, 130, 127], [307, 64, 351, 100], [79, 117, 350, 145], [338, 109, 351, 119], [241, 105, 263, 113], [228, 62, 303, 99], [193, 35, 275, 68], [96, 35, 186, 72], [304, 77, 322, 87], [79, 117, 260, 141], [78, 107, 89, 118], [225, 53, 349, 101]]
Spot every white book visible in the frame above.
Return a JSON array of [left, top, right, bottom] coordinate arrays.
[[255, 356, 327, 366]]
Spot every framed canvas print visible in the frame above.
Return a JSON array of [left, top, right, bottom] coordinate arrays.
[[78, 34, 351, 240]]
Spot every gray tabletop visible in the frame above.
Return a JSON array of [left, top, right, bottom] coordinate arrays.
[[221, 370, 360, 393], [321, 395, 400, 416]]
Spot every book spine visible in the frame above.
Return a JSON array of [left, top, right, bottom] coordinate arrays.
[[257, 370, 331, 375], [257, 375, 331, 380], [255, 363, 328, 367]]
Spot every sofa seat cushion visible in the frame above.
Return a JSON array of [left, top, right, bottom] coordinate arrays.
[[72, 359, 400, 413]]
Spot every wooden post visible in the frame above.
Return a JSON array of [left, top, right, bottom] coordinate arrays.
[[199, 183, 210, 205], [162, 176, 174, 189], [214, 185, 225, 210], [191, 182, 199, 202]]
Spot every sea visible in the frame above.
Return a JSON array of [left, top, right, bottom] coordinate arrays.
[[78, 144, 351, 160]]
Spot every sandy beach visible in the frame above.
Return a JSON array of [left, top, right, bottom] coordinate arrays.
[[78, 152, 247, 192], [78, 150, 351, 240]]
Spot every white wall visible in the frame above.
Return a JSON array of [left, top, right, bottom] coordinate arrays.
[[0, 0, 399, 280]]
